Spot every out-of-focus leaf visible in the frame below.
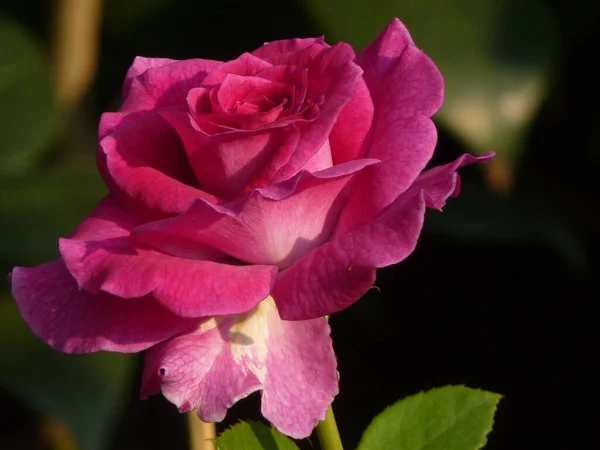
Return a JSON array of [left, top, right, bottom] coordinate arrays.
[[215, 421, 300, 450], [303, 0, 558, 165], [104, 0, 169, 37], [0, 298, 135, 450], [0, 15, 59, 173], [0, 157, 107, 269], [425, 187, 588, 270], [357, 386, 501, 450]]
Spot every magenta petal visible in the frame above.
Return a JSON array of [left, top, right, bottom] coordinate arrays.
[[336, 115, 438, 234], [336, 19, 445, 233], [122, 56, 178, 99], [274, 43, 363, 181], [60, 197, 277, 318], [122, 57, 221, 112], [98, 111, 216, 220], [252, 37, 326, 62], [11, 260, 197, 354], [329, 77, 374, 164], [141, 298, 338, 438], [200, 53, 272, 86], [133, 159, 379, 268], [141, 321, 262, 422], [253, 39, 329, 67], [357, 19, 443, 119], [274, 153, 493, 320], [165, 111, 303, 198]]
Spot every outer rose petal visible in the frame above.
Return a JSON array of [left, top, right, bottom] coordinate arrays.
[[11, 260, 197, 354], [60, 197, 277, 318], [122, 57, 221, 112], [252, 37, 326, 62], [253, 38, 329, 68], [336, 115, 438, 234], [337, 18, 445, 233], [133, 159, 379, 268], [141, 297, 338, 439], [274, 153, 494, 320], [98, 111, 217, 221], [122, 56, 178, 99]]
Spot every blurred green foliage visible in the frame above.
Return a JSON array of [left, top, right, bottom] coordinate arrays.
[[0, 15, 59, 174], [0, 300, 135, 450], [304, 0, 558, 165]]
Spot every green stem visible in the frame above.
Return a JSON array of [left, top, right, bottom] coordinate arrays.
[[187, 412, 215, 450], [316, 405, 344, 450]]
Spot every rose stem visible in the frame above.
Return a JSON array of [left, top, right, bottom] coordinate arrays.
[[315, 405, 344, 450], [187, 412, 216, 450]]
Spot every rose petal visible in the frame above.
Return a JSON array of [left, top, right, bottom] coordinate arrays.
[[11, 260, 197, 354], [200, 53, 272, 86], [273, 43, 364, 181], [335, 115, 438, 234], [133, 159, 379, 268], [98, 111, 217, 221], [253, 38, 329, 68], [274, 153, 493, 320], [60, 197, 277, 318], [336, 19, 445, 233], [300, 139, 333, 173], [252, 37, 326, 62], [254, 65, 308, 114], [122, 56, 178, 99], [329, 77, 374, 164], [122, 57, 221, 112], [141, 297, 338, 438], [165, 113, 303, 198]]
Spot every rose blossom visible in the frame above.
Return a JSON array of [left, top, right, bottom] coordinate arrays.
[[11, 19, 492, 437]]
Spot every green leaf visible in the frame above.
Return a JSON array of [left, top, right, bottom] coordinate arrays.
[[0, 157, 107, 270], [304, 0, 558, 164], [215, 421, 300, 450], [357, 386, 501, 450], [0, 15, 59, 174], [0, 298, 135, 450]]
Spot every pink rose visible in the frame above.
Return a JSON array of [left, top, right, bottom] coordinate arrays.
[[11, 19, 492, 437]]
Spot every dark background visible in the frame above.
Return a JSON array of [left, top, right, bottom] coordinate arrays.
[[0, 0, 597, 449]]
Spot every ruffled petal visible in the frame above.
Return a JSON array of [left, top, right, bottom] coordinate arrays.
[[164, 113, 303, 198], [274, 153, 494, 320], [133, 159, 378, 268], [274, 43, 363, 181], [11, 260, 197, 354], [98, 111, 217, 221], [200, 53, 272, 86], [336, 19, 445, 233], [141, 297, 338, 438], [336, 115, 438, 234], [60, 197, 277, 318], [252, 37, 326, 62], [122, 57, 221, 112]]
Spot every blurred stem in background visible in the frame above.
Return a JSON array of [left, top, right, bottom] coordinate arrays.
[[42, 415, 78, 450], [52, 0, 103, 110], [187, 413, 216, 450]]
